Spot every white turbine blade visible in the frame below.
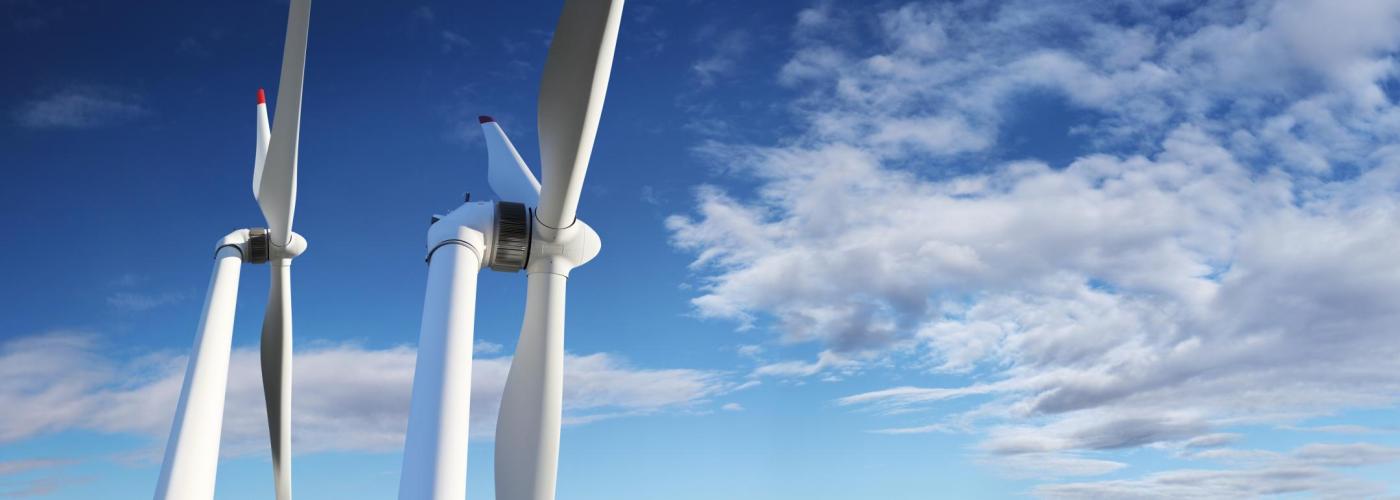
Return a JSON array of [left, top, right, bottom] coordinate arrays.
[[253, 89, 271, 200], [155, 246, 243, 500], [535, 0, 625, 229], [399, 243, 482, 500], [495, 272, 568, 500], [258, 0, 312, 247], [260, 261, 294, 500], [480, 116, 541, 205], [254, 89, 271, 199]]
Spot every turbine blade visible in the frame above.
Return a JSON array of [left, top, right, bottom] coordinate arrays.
[[495, 272, 568, 500], [480, 116, 541, 205], [535, 0, 625, 229], [258, 0, 312, 247], [253, 89, 271, 200], [260, 261, 294, 500]]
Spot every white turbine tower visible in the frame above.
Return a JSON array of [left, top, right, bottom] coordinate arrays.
[[396, 0, 625, 499], [153, 1, 312, 499]]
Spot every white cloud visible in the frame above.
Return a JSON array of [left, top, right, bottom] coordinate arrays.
[[0, 458, 77, 498], [734, 344, 763, 359], [691, 29, 751, 86], [0, 332, 735, 457], [990, 453, 1127, 479], [1037, 443, 1400, 499], [1183, 433, 1241, 449], [0, 459, 72, 477], [753, 350, 858, 378], [106, 291, 185, 312], [1278, 424, 1389, 435], [441, 30, 471, 53], [473, 340, 503, 355], [410, 6, 434, 23], [868, 423, 949, 435], [667, 0, 1400, 489], [15, 87, 146, 129]]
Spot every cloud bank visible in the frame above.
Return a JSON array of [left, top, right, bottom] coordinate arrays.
[[669, 0, 1400, 493], [0, 332, 735, 457]]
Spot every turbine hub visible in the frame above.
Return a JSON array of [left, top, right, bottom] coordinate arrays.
[[246, 229, 307, 262], [526, 218, 601, 276]]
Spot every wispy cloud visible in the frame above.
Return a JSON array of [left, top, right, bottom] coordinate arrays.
[[0, 332, 740, 457], [1038, 443, 1400, 498], [440, 30, 471, 53], [667, 0, 1400, 489], [0, 458, 75, 476], [691, 28, 750, 86], [15, 86, 146, 129], [752, 349, 858, 378], [0, 458, 80, 498], [409, 5, 434, 24], [106, 291, 184, 312]]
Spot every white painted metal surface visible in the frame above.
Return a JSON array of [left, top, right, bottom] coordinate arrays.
[[256, 2, 312, 497], [495, 0, 622, 497], [154, 235, 247, 500], [253, 90, 270, 198], [260, 254, 297, 500], [257, 0, 311, 249], [495, 222, 598, 500], [481, 118, 542, 205], [153, 1, 312, 498], [399, 1, 622, 498], [399, 203, 492, 499], [399, 242, 484, 499], [534, 0, 625, 231], [494, 272, 566, 500]]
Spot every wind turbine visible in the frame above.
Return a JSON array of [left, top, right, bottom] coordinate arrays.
[[153, 1, 312, 499], [397, 0, 625, 498]]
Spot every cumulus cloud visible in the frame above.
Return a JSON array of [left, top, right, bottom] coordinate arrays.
[[14, 86, 146, 129], [0, 332, 735, 457], [668, 0, 1400, 489]]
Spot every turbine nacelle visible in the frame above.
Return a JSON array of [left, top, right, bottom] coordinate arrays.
[[426, 200, 600, 276], [215, 229, 307, 262], [156, 2, 312, 497], [401, 1, 622, 496]]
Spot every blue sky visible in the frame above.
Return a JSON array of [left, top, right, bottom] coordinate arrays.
[[4, 0, 1400, 498]]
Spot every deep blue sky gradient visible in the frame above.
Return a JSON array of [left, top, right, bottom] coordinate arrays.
[[1, 1, 1028, 498], [8, 1, 1400, 498]]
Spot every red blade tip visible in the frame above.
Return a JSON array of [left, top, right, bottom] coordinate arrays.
[[478, 115, 495, 124], [257, 88, 266, 105]]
